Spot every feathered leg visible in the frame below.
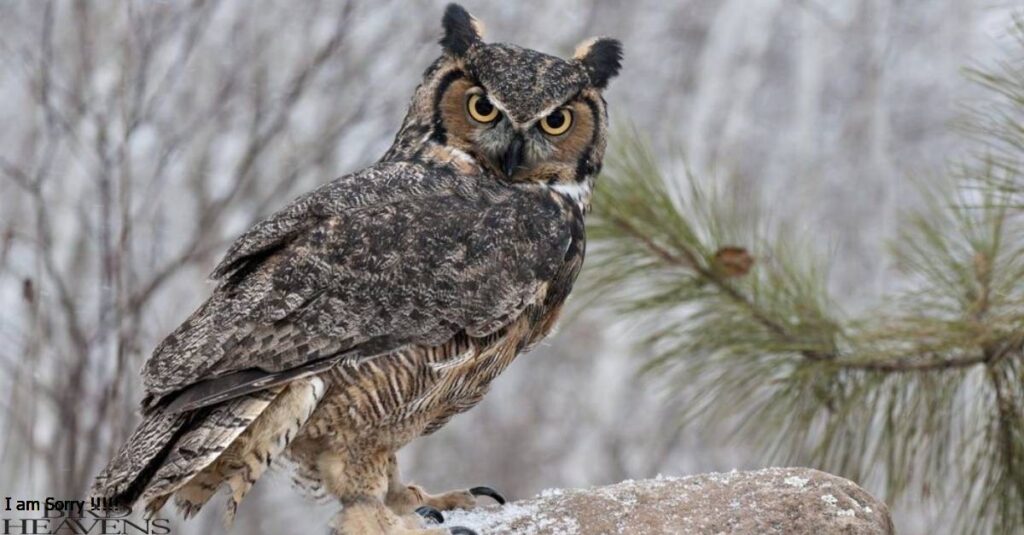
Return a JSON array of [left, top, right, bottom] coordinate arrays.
[[330, 498, 453, 535], [320, 451, 475, 534], [383, 454, 504, 515]]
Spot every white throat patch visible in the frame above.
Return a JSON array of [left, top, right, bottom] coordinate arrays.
[[550, 180, 593, 208]]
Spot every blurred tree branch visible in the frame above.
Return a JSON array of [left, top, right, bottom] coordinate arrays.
[[0, 0, 406, 502]]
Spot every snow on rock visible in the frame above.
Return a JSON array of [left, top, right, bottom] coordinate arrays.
[[442, 467, 893, 534], [783, 476, 809, 489]]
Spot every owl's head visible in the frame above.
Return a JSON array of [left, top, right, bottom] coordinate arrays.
[[388, 4, 622, 203]]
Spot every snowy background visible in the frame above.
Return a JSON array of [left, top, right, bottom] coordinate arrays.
[[0, 1, 1018, 533]]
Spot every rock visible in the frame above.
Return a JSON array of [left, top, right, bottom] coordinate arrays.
[[443, 467, 893, 535]]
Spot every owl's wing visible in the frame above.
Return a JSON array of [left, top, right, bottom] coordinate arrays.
[[142, 163, 573, 412], [210, 161, 468, 281]]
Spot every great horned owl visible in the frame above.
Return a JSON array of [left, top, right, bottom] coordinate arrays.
[[92, 5, 622, 534]]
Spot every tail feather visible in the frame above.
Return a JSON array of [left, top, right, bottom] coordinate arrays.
[[175, 376, 327, 528], [91, 409, 194, 507], [172, 469, 221, 519], [139, 387, 283, 507], [93, 377, 326, 525]]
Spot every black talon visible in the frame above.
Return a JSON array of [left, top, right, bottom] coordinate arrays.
[[415, 505, 444, 525], [449, 528, 477, 535], [469, 486, 507, 505]]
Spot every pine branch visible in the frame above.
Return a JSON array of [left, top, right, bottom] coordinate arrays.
[[957, 14, 1024, 205], [586, 16, 1024, 534], [603, 212, 798, 346]]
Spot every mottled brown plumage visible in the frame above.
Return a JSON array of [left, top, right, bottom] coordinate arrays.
[[92, 4, 621, 534]]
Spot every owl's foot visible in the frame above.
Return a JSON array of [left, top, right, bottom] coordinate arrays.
[[415, 506, 444, 524], [413, 506, 478, 535], [469, 486, 507, 505], [391, 483, 505, 513], [331, 498, 476, 534]]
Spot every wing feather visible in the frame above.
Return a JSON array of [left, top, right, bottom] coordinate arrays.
[[143, 163, 571, 410], [210, 161, 468, 280]]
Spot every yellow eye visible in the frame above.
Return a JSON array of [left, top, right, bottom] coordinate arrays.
[[539, 108, 573, 136], [467, 94, 500, 123]]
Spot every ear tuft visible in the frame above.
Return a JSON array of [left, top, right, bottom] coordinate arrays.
[[573, 37, 623, 89], [440, 4, 484, 57]]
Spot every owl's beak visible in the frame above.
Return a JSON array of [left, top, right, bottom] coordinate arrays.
[[502, 134, 525, 178]]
